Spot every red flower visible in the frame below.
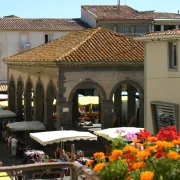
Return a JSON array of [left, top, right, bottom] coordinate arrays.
[[124, 151, 137, 162], [155, 147, 166, 159], [137, 130, 151, 141], [167, 126, 177, 132]]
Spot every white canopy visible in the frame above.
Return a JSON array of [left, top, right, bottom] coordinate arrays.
[[78, 96, 99, 105], [30, 130, 97, 146], [0, 110, 16, 118], [7, 121, 46, 131], [94, 127, 144, 140]]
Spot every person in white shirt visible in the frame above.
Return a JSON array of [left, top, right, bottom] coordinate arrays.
[[11, 136, 18, 157], [8, 135, 12, 156]]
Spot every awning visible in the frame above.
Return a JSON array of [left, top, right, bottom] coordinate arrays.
[[78, 96, 99, 105], [0, 172, 11, 180], [30, 130, 97, 146], [7, 121, 46, 131], [94, 127, 144, 140], [0, 110, 16, 118]]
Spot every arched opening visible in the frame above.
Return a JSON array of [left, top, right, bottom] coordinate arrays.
[[69, 81, 107, 127], [35, 82, 44, 122], [46, 83, 56, 130], [16, 80, 23, 121], [110, 81, 144, 128], [25, 80, 33, 121], [8, 80, 15, 112]]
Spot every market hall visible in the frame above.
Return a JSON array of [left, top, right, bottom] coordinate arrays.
[[3, 27, 144, 130]]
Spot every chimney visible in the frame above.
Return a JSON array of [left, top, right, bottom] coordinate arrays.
[[178, 10, 180, 14], [117, 0, 120, 13]]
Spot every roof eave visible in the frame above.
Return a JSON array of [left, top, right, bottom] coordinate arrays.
[[135, 34, 180, 41]]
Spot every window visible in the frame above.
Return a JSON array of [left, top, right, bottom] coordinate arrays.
[[20, 33, 28, 45], [45, 34, 53, 43], [154, 25, 161, 31], [168, 42, 178, 69], [117, 25, 131, 33], [134, 25, 149, 33], [164, 25, 176, 31]]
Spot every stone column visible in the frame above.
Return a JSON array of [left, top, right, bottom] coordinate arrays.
[[127, 85, 136, 126], [114, 88, 122, 126], [101, 100, 113, 129], [161, 25, 164, 31], [138, 97, 144, 128]]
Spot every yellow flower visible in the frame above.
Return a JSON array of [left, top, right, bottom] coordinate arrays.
[[137, 151, 150, 159], [140, 171, 154, 180], [93, 163, 105, 172], [93, 152, 105, 158], [123, 145, 140, 153], [156, 141, 173, 148], [167, 151, 180, 160], [133, 161, 146, 169], [86, 160, 94, 166]]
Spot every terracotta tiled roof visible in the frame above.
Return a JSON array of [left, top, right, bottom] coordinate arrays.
[[145, 28, 180, 36], [3, 27, 144, 66], [0, 18, 88, 31], [82, 5, 180, 20]]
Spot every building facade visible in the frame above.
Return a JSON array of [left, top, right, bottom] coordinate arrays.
[[136, 29, 180, 133], [4, 28, 144, 130], [81, 5, 180, 36], [0, 16, 88, 81]]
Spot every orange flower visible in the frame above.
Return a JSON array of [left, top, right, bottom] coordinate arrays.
[[133, 139, 141, 143], [145, 146, 157, 153], [156, 141, 173, 148], [167, 151, 180, 160], [133, 161, 146, 169], [109, 150, 123, 161], [140, 171, 154, 180], [123, 145, 140, 153], [136, 143, 143, 147], [126, 176, 131, 180], [86, 160, 94, 166], [172, 140, 180, 145], [93, 152, 105, 158], [147, 136, 158, 142], [93, 163, 105, 172], [137, 151, 150, 159]]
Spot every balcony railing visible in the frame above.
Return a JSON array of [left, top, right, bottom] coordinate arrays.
[[0, 144, 100, 180]]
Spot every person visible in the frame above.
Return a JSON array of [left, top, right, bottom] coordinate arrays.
[[54, 147, 61, 159], [66, 152, 71, 161], [11, 136, 18, 157], [0, 161, 2, 166], [60, 149, 68, 162], [8, 134, 12, 156]]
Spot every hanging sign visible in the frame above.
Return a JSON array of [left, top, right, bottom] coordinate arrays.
[[63, 108, 69, 112]]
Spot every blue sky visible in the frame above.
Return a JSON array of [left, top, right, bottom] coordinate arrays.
[[0, 0, 180, 18]]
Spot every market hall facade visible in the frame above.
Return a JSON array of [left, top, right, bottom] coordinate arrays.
[[4, 27, 144, 130]]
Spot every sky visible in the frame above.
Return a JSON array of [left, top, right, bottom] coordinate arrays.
[[0, 0, 180, 18]]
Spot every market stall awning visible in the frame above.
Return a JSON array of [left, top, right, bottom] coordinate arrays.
[[7, 121, 46, 131], [0, 110, 16, 118], [0, 172, 11, 180], [30, 130, 97, 146], [94, 127, 144, 140], [78, 96, 99, 105]]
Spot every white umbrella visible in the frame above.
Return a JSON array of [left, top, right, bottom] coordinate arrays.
[[0, 110, 16, 118], [30, 130, 97, 146], [7, 121, 46, 131], [94, 127, 144, 140]]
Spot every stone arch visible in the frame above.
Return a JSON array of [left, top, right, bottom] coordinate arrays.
[[8, 76, 16, 112], [69, 80, 107, 102], [25, 78, 34, 121], [45, 80, 57, 130], [16, 77, 24, 121], [68, 80, 107, 126], [109, 80, 144, 128], [34, 78, 45, 122]]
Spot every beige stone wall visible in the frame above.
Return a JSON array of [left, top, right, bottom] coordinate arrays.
[[8, 65, 58, 94], [64, 68, 144, 101], [145, 40, 180, 133]]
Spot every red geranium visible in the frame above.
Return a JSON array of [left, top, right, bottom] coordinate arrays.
[[137, 129, 151, 141], [154, 147, 166, 159]]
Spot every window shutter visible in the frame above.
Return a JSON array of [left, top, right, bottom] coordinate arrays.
[[168, 42, 173, 68]]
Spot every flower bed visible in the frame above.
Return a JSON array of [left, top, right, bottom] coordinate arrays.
[[86, 126, 180, 180]]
